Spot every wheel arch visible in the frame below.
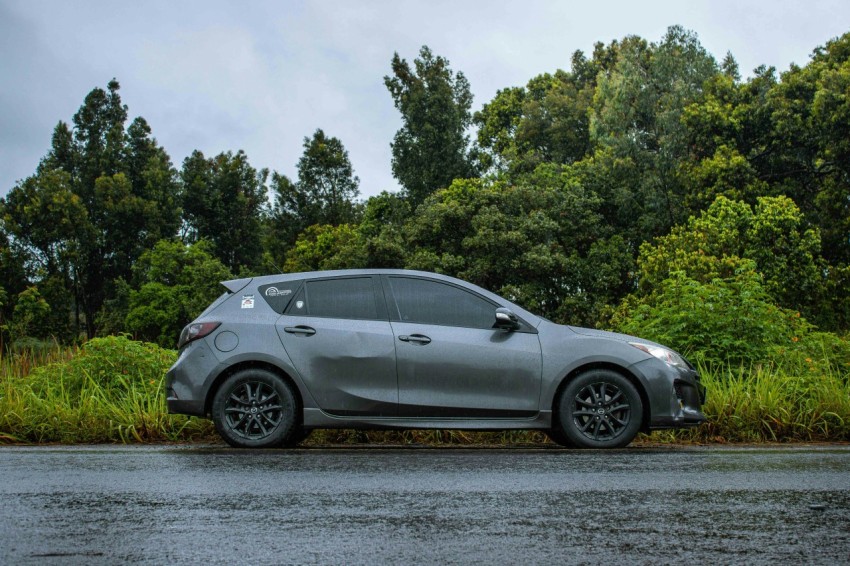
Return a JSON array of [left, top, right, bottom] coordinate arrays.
[[204, 360, 304, 425], [551, 362, 651, 433]]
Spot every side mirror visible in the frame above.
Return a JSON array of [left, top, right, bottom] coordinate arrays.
[[494, 307, 520, 331]]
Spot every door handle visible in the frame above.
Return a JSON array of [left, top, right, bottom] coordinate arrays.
[[284, 325, 316, 336], [399, 334, 431, 345]]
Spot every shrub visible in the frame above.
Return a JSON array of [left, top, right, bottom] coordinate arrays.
[[0, 335, 212, 443]]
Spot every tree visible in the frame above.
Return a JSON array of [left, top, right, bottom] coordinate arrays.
[[5, 287, 51, 343], [125, 240, 232, 347], [385, 46, 477, 206], [265, 129, 361, 269], [295, 129, 360, 226], [473, 41, 620, 175], [402, 171, 631, 326], [357, 191, 410, 269], [632, 195, 830, 327], [1, 79, 182, 338], [282, 224, 366, 273], [588, 27, 718, 239], [181, 150, 267, 273]]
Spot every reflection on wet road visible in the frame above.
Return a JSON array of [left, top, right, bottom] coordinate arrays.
[[1, 446, 849, 564]]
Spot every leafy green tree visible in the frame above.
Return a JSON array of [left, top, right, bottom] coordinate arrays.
[[473, 42, 620, 175], [265, 130, 361, 269], [295, 129, 360, 226], [181, 150, 267, 273], [283, 224, 366, 273], [125, 240, 232, 347], [632, 195, 832, 327], [2, 80, 182, 338], [0, 229, 28, 344], [402, 172, 630, 325], [5, 287, 51, 342], [589, 26, 718, 239], [765, 33, 850, 265], [357, 191, 410, 268], [385, 46, 477, 206]]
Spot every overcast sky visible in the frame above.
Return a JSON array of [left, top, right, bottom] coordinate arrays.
[[1, 0, 848, 201]]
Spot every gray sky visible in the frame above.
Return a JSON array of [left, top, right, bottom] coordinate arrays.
[[1, 0, 848, 200]]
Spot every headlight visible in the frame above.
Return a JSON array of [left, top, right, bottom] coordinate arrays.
[[629, 342, 690, 369]]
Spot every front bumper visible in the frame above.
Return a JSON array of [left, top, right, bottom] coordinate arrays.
[[632, 358, 707, 430]]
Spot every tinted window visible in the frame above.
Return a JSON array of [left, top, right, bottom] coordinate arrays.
[[301, 277, 379, 320], [389, 277, 496, 329], [258, 281, 301, 313]]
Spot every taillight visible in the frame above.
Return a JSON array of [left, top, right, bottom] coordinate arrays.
[[178, 322, 221, 349]]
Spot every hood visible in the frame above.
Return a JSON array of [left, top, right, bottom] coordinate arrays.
[[568, 326, 643, 343], [568, 326, 674, 351]]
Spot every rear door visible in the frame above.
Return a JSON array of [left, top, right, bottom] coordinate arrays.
[[276, 275, 397, 417], [384, 275, 542, 418]]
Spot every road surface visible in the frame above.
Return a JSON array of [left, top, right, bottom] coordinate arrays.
[[1, 445, 849, 564]]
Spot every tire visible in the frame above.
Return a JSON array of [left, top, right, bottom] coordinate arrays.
[[546, 423, 575, 448], [555, 369, 643, 449], [211, 368, 298, 448], [282, 427, 313, 448]]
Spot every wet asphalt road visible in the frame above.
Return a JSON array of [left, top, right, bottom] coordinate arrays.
[[1, 446, 849, 565]]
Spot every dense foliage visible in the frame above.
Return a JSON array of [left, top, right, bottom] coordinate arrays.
[[1, 26, 849, 375]]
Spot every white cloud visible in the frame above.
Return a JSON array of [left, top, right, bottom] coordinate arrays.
[[2, 0, 848, 201]]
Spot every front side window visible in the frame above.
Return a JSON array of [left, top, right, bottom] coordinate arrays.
[[287, 277, 379, 320], [388, 277, 496, 329]]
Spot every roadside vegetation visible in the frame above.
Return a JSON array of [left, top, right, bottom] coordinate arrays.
[[0, 336, 212, 443], [1, 335, 847, 445]]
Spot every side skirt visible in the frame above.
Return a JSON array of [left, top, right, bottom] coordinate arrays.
[[303, 408, 553, 431]]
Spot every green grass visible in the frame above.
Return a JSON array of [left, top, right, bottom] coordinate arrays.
[[0, 336, 213, 444], [1, 337, 848, 445], [670, 361, 850, 443]]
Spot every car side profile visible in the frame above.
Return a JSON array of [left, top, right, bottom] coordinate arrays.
[[166, 269, 706, 448]]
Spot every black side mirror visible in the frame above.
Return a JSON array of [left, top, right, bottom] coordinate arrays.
[[494, 307, 520, 331]]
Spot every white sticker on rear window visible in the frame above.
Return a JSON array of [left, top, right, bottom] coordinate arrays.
[[241, 295, 255, 309], [265, 286, 291, 297]]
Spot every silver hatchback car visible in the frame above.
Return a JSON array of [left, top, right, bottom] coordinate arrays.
[[166, 269, 706, 448]]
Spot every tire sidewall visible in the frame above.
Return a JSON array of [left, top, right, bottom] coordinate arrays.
[[557, 369, 643, 449], [211, 368, 297, 448]]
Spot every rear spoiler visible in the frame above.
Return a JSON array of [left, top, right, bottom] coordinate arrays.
[[221, 277, 253, 294]]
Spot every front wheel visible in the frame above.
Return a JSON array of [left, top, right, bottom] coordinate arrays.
[[555, 369, 643, 449], [211, 369, 298, 448]]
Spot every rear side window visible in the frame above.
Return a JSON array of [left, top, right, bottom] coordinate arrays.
[[287, 277, 380, 320], [388, 277, 496, 329], [258, 281, 301, 314]]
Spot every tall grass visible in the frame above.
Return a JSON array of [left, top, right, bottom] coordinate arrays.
[[1, 336, 848, 445], [0, 336, 213, 444], [673, 361, 850, 443]]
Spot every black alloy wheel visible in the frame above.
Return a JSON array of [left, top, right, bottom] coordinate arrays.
[[212, 369, 297, 448], [557, 369, 643, 449]]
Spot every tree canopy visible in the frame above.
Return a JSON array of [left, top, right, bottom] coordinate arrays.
[[2, 28, 850, 359]]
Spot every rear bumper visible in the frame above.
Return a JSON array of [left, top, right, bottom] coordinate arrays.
[[165, 340, 218, 417]]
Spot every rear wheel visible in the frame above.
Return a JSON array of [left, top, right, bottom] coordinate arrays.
[[212, 369, 297, 448], [555, 369, 642, 449], [545, 427, 574, 448]]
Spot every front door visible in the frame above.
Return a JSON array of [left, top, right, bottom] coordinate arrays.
[[385, 276, 542, 418]]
